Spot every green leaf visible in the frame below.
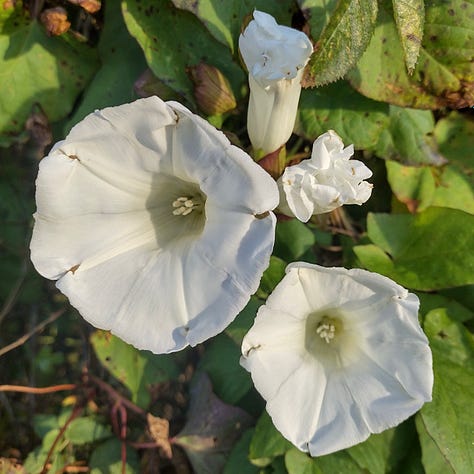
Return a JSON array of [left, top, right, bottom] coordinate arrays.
[[419, 309, 474, 473], [0, 5, 99, 140], [434, 111, 474, 174], [415, 415, 455, 474], [304, 0, 378, 87], [223, 429, 260, 474], [354, 208, 474, 290], [225, 297, 262, 345], [259, 256, 286, 297], [65, 417, 112, 445], [199, 333, 252, 404], [274, 219, 316, 261], [285, 449, 322, 474], [121, 0, 244, 104], [286, 448, 365, 474], [297, 0, 339, 41], [296, 82, 390, 150], [348, 0, 474, 109], [392, 0, 425, 74], [172, 0, 295, 53], [249, 412, 292, 467], [375, 106, 446, 166], [418, 293, 473, 324], [90, 330, 179, 408], [90, 438, 140, 474], [386, 160, 474, 214], [66, 1, 147, 130]]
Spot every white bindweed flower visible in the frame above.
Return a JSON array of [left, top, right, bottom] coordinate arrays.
[[30, 97, 279, 354], [239, 10, 313, 155], [241, 263, 433, 456], [278, 130, 373, 222]]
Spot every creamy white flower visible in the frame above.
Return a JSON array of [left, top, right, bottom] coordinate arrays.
[[239, 10, 313, 155], [241, 263, 433, 456], [278, 130, 373, 222], [30, 97, 279, 354]]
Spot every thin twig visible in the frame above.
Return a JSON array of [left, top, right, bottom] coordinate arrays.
[[0, 308, 65, 358], [41, 405, 84, 474], [0, 384, 76, 394], [0, 258, 28, 326], [88, 374, 146, 417]]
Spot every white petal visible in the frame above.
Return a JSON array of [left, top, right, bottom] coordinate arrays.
[[241, 263, 433, 456], [31, 97, 279, 354]]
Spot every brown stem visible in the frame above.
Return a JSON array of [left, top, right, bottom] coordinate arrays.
[[0, 308, 66, 358], [88, 374, 146, 417], [0, 384, 76, 394], [41, 405, 84, 474]]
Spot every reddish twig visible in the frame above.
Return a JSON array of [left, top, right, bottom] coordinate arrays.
[[0, 383, 76, 394], [88, 374, 146, 417], [0, 308, 66, 357], [41, 405, 84, 474]]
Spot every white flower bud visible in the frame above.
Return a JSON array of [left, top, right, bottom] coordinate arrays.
[[239, 10, 313, 155]]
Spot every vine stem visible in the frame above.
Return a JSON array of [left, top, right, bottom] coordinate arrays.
[[0, 383, 76, 394]]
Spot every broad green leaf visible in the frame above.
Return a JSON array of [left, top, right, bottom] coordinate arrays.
[[348, 0, 474, 109], [392, 0, 425, 74], [295, 82, 390, 150], [174, 373, 253, 474], [249, 412, 292, 467], [348, 421, 420, 473], [199, 334, 252, 404], [274, 219, 316, 261], [418, 293, 473, 324], [420, 309, 474, 473], [66, 1, 147, 129], [122, 0, 244, 104], [354, 208, 474, 290], [286, 448, 364, 474], [375, 106, 446, 166], [386, 160, 474, 214], [223, 429, 259, 474], [90, 438, 140, 474], [225, 296, 262, 345], [90, 330, 179, 408], [172, 0, 295, 53], [285, 449, 322, 474], [65, 417, 112, 445], [0, 4, 98, 140], [304, 0, 378, 87], [297, 0, 339, 41], [258, 256, 286, 297], [415, 415, 455, 474], [434, 111, 474, 173]]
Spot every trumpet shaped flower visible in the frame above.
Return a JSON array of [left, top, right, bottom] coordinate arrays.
[[239, 10, 313, 155], [31, 97, 279, 354], [241, 263, 433, 456], [278, 131, 373, 221]]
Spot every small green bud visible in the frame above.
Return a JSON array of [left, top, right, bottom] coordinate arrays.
[[188, 63, 236, 116]]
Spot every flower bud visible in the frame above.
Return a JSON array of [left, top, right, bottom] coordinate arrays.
[[239, 10, 313, 155], [188, 63, 236, 116]]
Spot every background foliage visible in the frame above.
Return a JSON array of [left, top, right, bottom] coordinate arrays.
[[0, 0, 473, 472]]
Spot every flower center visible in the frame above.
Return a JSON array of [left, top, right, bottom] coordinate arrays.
[[172, 196, 203, 216], [304, 312, 344, 359], [316, 317, 337, 344]]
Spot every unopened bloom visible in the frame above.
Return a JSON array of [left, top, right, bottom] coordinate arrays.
[[278, 130, 373, 221], [241, 263, 433, 456], [239, 10, 313, 155], [31, 97, 279, 354]]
